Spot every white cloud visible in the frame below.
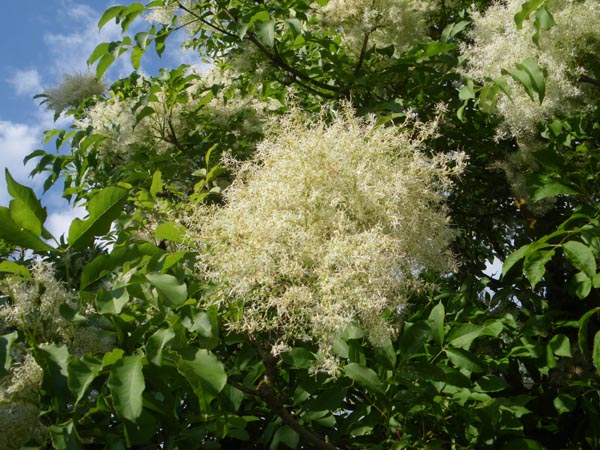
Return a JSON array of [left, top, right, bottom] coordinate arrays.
[[0, 120, 42, 206], [9, 69, 43, 97], [44, 3, 131, 80], [46, 204, 86, 240]]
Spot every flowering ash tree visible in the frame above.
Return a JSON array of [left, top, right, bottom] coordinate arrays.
[[1, 0, 600, 449]]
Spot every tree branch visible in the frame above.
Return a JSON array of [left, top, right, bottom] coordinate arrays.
[[579, 74, 600, 89], [243, 336, 343, 450], [354, 31, 370, 74]]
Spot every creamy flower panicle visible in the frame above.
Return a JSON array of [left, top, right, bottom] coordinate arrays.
[[316, 0, 434, 57], [461, 0, 600, 138], [0, 354, 46, 450], [193, 107, 464, 372], [0, 260, 115, 355]]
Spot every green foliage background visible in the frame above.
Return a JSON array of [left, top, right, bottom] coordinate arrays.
[[1, 0, 600, 449]]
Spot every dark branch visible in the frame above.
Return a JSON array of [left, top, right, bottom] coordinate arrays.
[[354, 32, 370, 74], [579, 74, 600, 89], [246, 336, 343, 450]]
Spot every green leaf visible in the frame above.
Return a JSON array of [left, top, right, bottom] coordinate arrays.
[[0, 261, 31, 278], [146, 327, 176, 366], [136, 105, 156, 123], [523, 248, 555, 289], [5, 169, 49, 237], [593, 330, 600, 374], [448, 323, 483, 350], [553, 394, 576, 414], [108, 355, 146, 422], [98, 5, 126, 30], [146, 273, 187, 306], [177, 348, 227, 409], [68, 354, 103, 406], [476, 375, 509, 392], [102, 348, 125, 367], [88, 42, 109, 65], [458, 79, 475, 100], [578, 306, 600, 355], [548, 334, 571, 357], [282, 347, 316, 369], [120, 3, 145, 32], [572, 272, 592, 299], [534, 6, 555, 30], [0, 331, 18, 377], [529, 178, 577, 202], [516, 58, 546, 102], [343, 362, 385, 395], [428, 302, 445, 346], [255, 20, 275, 47], [49, 420, 84, 450], [513, 0, 544, 29], [39, 343, 70, 406], [96, 284, 130, 315], [270, 425, 299, 450], [502, 244, 530, 278], [0, 206, 54, 251], [150, 170, 162, 198], [131, 46, 143, 70], [503, 66, 536, 102], [68, 186, 129, 249], [154, 222, 187, 244], [95, 52, 116, 79], [503, 438, 546, 450], [563, 241, 596, 278], [445, 347, 485, 373]]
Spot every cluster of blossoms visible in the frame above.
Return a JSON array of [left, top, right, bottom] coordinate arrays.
[[0, 353, 46, 449], [74, 69, 268, 165], [192, 107, 464, 372], [460, 0, 600, 138], [0, 260, 114, 356], [316, 0, 433, 57], [40, 72, 106, 117]]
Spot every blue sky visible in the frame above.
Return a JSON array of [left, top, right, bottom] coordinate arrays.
[[0, 1, 195, 240]]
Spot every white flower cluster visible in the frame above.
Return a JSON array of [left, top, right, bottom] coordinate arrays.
[[315, 0, 434, 57], [460, 0, 600, 137], [41, 72, 105, 116], [0, 260, 114, 355], [0, 260, 77, 343], [0, 354, 46, 449], [193, 107, 464, 372], [75, 69, 268, 165]]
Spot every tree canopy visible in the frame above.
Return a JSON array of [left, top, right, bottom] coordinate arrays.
[[1, 0, 600, 448]]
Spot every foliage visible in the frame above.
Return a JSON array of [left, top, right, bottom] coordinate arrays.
[[1, 0, 600, 449]]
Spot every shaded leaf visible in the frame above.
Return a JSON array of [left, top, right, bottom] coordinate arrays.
[[146, 272, 187, 306], [563, 241, 596, 278], [429, 302, 445, 346], [448, 323, 482, 350], [146, 327, 176, 366], [108, 355, 146, 422], [524, 248, 555, 289], [343, 362, 385, 395], [445, 347, 485, 373], [177, 348, 227, 410], [68, 354, 103, 406], [49, 420, 84, 450], [0, 331, 18, 377]]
